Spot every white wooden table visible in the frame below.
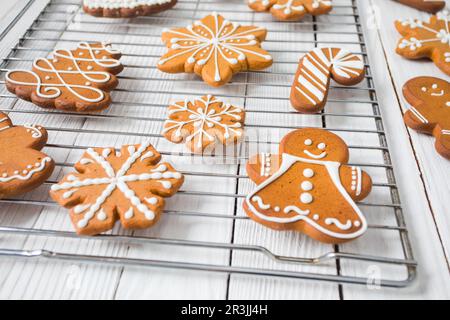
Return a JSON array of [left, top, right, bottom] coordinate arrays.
[[0, 0, 449, 299]]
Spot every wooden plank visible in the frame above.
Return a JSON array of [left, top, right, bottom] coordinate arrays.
[[339, 0, 450, 299]]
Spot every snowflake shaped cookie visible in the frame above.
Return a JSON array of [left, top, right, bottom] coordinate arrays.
[[396, 11, 450, 76], [403, 76, 450, 159], [0, 112, 54, 199], [162, 95, 245, 153], [248, 0, 332, 21], [157, 12, 273, 87], [50, 141, 184, 235]]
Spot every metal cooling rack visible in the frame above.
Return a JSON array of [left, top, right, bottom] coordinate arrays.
[[0, 0, 417, 289]]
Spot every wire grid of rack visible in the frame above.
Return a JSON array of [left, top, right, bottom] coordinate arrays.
[[0, 0, 417, 290]]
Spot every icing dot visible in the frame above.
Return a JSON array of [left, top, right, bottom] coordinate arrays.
[[14, 170, 19, 174], [2, 173, 7, 177], [421, 87, 427, 92], [45, 76, 51, 80], [318, 143, 326, 150], [304, 139, 312, 146], [274, 206, 280, 212], [301, 181, 313, 191], [303, 168, 314, 178], [79, 52, 84, 56], [85, 81, 91, 86], [432, 84, 438, 89], [446, 101, 450, 107], [313, 214, 319, 221], [67, 67, 73, 71], [95, 50, 100, 54], [53, 59, 58, 63], [35, 162, 40, 166], [354, 221, 361, 227], [22, 170, 28, 174], [300, 193, 313, 204], [87, 65, 93, 70]]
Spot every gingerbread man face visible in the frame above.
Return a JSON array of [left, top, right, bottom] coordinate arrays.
[[403, 76, 450, 159], [395, 11, 450, 76], [0, 112, 55, 199], [244, 128, 372, 244], [280, 128, 349, 163]]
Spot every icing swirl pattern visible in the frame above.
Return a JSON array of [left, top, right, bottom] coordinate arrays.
[[5, 42, 123, 112]]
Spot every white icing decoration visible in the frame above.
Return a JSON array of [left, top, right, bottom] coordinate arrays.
[[294, 47, 364, 106], [260, 153, 271, 177], [398, 12, 450, 55], [50, 141, 183, 229], [325, 218, 352, 231], [5, 42, 121, 103], [124, 207, 134, 219], [304, 149, 327, 159], [159, 12, 272, 83], [83, 0, 173, 10], [300, 192, 313, 204], [304, 139, 312, 146], [245, 153, 368, 240], [303, 168, 314, 178], [141, 151, 154, 162], [409, 106, 429, 123], [351, 166, 362, 196], [163, 95, 244, 149], [0, 157, 52, 182], [23, 125, 43, 138], [301, 181, 313, 191], [252, 195, 271, 210], [145, 197, 158, 205]]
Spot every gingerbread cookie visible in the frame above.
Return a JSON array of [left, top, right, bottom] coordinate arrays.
[[396, 11, 450, 76], [403, 76, 450, 159], [158, 12, 273, 87], [0, 112, 54, 199], [395, 0, 445, 13], [162, 95, 245, 153], [290, 47, 365, 113], [50, 141, 184, 235], [83, 0, 177, 18], [244, 128, 372, 244], [248, 0, 332, 21], [6, 42, 123, 112]]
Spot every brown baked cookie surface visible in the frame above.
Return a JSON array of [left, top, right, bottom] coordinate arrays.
[[395, 11, 450, 76], [243, 128, 372, 244], [162, 95, 245, 154], [248, 0, 332, 21], [50, 141, 184, 236], [158, 12, 273, 87], [0, 112, 54, 199], [290, 47, 365, 113], [403, 76, 450, 159], [6, 42, 123, 112], [83, 0, 177, 18], [396, 0, 445, 13]]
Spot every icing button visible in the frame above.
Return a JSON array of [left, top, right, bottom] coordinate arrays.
[[303, 168, 314, 178], [300, 192, 313, 204], [301, 181, 313, 191]]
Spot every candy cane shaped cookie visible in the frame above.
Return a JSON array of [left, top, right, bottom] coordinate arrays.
[[290, 47, 365, 113]]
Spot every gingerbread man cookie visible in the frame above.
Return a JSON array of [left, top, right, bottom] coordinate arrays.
[[395, 11, 450, 76], [162, 95, 245, 153], [248, 0, 332, 21], [0, 112, 54, 199], [50, 141, 184, 235], [158, 12, 273, 87], [403, 76, 450, 159], [395, 0, 445, 13], [83, 0, 177, 18], [6, 42, 123, 112], [244, 128, 372, 244], [290, 47, 365, 113]]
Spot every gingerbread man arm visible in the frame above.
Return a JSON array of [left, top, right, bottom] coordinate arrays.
[[339, 165, 372, 202], [246, 153, 281, 185]]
